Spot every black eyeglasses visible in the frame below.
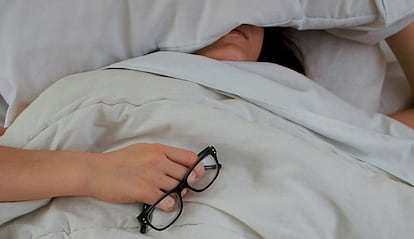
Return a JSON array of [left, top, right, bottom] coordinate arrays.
[[137, 146, 221, 233]]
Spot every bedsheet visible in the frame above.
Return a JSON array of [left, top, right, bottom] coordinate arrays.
[[108, 52, 414, 184], [1, 52, 414, 238]]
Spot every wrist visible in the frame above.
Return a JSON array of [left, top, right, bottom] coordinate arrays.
[[74, 151, 102, 198]]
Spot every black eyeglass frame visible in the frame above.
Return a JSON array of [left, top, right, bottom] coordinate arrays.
[[137, 146, 221, 233]]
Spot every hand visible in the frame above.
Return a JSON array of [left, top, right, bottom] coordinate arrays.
[[85, 143, 200, 210], [0, 127, 6, 136]]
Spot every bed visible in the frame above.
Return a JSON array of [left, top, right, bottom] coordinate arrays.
[[1, 1, 414, 238]]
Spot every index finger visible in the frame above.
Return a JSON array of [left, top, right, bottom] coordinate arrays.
[[161, 144, 198, 168]]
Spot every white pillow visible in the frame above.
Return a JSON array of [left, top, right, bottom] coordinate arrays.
[[329, 0, 414, 44], [1, 0, 414, 126], [292, 30, 387, 113]]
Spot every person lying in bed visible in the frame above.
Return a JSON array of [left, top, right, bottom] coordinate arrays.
[[195, 23, 414, 128], [1, 22, 413, 210], [0, 25, 304, 211]]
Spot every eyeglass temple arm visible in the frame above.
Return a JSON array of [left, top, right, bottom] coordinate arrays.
[[140, 223, 147, 233], [139, 203, 150, 233], [204, 163, 222, 170]]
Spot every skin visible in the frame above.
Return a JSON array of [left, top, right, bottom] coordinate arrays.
[[0, 143, 202, 211], [386, 21, 414, 128], [194, 24, 264, 62]]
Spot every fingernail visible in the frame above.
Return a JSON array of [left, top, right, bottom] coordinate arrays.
[[157, 196, 176, 212], [188, 171, 196, 185], [195, 162, 205, 176]]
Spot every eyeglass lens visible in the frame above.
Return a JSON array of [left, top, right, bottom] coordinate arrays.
[[147, 192, 182, 229], [188, 154, 219, 191], [146, 153, 219, 230]]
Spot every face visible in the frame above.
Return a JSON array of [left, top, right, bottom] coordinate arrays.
[[194, 25, 264, 62]]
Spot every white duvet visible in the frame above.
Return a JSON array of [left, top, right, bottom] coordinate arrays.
[[1, 52, 414, 239]]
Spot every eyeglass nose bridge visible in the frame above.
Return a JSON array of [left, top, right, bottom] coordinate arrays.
[[174, 180, 189, 196]]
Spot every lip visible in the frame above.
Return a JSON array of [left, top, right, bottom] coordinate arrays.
[[229, 29, 248, 40]]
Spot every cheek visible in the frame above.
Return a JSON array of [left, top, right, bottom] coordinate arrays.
[[247, 42, 262, 62], [196, 43, 248, 61], [248, 31, 264, 61]]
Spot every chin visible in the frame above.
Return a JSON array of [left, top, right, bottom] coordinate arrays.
[[216, 44, 248, 61], [195, 43, 250, 61]]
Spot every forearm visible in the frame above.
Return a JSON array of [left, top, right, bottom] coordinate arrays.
[[385, 21, 414, 129], [389, 108, 414, 129], [386, 21, 414, 94], [0, 146, 96, 201]]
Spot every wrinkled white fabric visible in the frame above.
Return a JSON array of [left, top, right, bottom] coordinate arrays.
[[1, 53, 414, 238], [108, 52, 414, 184]]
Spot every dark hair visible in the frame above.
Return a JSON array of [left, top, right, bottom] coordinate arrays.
[[258, 27, 305, 75]]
